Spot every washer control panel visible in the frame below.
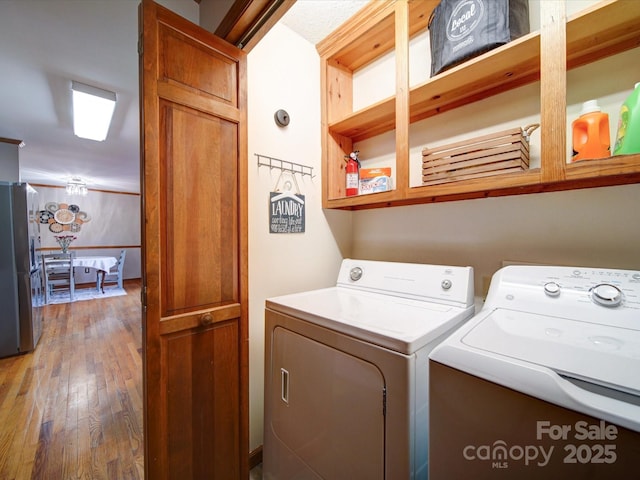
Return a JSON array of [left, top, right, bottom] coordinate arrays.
[[541, 268, 639, 308], [485, 266, 640, 324]]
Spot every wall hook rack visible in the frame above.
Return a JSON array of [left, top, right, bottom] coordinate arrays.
[[256, 154, 314, 179]]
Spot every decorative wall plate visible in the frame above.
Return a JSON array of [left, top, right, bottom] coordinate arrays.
[[38, 210, 53, 223], [76, 211, 92, 222], [43, 200, 91, 246], [54, 208, 75, 224]]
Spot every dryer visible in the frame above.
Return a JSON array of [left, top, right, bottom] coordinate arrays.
[[429, 265, 640, 479], [263, 259, 475, 479]]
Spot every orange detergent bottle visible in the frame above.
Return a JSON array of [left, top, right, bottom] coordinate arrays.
[[571, 100, 610, 162]]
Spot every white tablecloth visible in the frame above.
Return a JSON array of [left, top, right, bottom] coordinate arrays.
[[73, 256, 117, 273]]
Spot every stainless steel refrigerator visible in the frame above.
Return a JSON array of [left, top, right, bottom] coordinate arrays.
[[0, 182, 43, 358]]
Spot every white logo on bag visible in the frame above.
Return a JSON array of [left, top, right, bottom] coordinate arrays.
[[447, 0, 485, 41]]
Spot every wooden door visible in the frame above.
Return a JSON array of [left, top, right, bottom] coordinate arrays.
[[139, 1, 248, 478]]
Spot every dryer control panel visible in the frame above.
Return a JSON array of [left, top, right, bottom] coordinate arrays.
[[337, 258, 474, 308]]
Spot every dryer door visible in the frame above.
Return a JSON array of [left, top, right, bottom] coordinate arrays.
[[268, 326, 385, 479]]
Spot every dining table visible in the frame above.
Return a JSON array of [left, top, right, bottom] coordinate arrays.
[[73, 255, 117, 293]]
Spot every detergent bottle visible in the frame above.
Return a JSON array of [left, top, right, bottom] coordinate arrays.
[[571, 100, 610, 162], [613, 83, 640, 155]]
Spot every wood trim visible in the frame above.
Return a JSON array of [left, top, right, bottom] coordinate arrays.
[[215, 0, 295, 52], [159, 304, 242, 335], [140, 3, 163, 473], [29, 183, 141, 196], [75, 277, 141, 289], [236, 13, 251, 476], [395, 0, 409, 197], [215, 0, 271, 39], [39, 245, 140, 251], [249, 445, 263, 470], [539, 0, 566, 183], [0, 137, 25, 146]]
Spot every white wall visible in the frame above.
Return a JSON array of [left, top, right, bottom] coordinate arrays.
[[247, 24, 352, 450], [34, 185, 141, 283], [352, 184, 640, 295], [157, 0, 199, 23]]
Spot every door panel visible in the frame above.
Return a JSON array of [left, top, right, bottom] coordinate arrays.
[[140, 1, 248, 478], [163, 321, 239, 478], [160, 100, 238, 315], [270, 326, 385, 479], [160, 24, 238, 105]]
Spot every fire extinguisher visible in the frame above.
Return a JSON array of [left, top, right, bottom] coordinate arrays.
[[344, 150, 360, 196]]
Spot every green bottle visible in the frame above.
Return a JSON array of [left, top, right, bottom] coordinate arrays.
[[613, 82, 640, 155]]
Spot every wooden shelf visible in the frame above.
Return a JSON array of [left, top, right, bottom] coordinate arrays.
[[317, 0, 434, 70], [565, 153, 640, 180], [329, 96, 396, 142], [329, 32, 542, 143], [335, 154, 640, 210], [566, 0, 640, 68], [319, 0, 640, 209], [409, 32, 541, 125]]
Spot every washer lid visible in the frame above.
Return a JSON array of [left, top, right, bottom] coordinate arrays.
[[267, 287, 474, 354], [462, 308, 640, 395]]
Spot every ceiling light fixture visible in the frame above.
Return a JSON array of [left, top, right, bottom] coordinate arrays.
[[66, 177, 88, 196], [71, 81, 116, 141]]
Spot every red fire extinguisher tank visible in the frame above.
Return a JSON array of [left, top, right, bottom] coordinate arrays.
[[345, 150, 360, 196]]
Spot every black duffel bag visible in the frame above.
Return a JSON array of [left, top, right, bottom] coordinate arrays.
[[429, 0, 530, 77]]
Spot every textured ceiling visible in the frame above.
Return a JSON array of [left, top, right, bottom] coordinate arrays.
[[280, 0, 369, 44]]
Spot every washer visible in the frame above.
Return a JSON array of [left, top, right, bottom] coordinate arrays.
[[263, 259, 475, 479], [429, 265, 640, 479]]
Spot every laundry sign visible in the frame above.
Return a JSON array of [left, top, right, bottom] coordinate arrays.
[[270, 191, 305, 233]]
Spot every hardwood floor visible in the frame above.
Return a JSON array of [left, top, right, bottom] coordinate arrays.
[[0, 280, 143, 479]]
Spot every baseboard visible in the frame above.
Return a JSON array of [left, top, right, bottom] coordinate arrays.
[[74, 278, 140, 289], [249, 445, 263, 469]]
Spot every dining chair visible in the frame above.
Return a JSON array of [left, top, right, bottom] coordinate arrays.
[[42, 252, 75, 304], [98, 249, 126, 290]]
